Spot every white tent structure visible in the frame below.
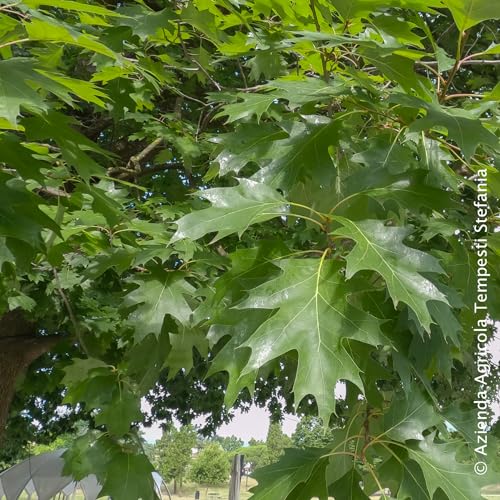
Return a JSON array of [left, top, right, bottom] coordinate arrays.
[[0, 449, 170, 500]]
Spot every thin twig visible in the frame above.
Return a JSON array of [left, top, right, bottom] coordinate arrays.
[[309, 0, 329, 82], [416, 59, 500, 67], [439, 30, 468, 101], [177, 23, 223, 91], [237, 58, 248, 89], [53, 269, 89, 355], [0, 37, 29, 49], [444, 93, 483, 100]]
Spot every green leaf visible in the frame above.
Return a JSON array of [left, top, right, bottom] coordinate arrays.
[[253, 116, 342, 190], [247, 51, 285, 81], [125, 272, 194, 342], [250, 448, 328, 500], [329, 469, 370, 500], [206, 309, 272, 405], [360, 47, 424, 96], [287, 459, 330, 500], [236, 258, 385, 421], [264, 77, 348, 109], [125, 333, 170, 392], [0, 237, 16, 269], [216, 92, 276, 123], [98, 452, 156, 500], [8, 293, 37, 312], [171, 179, 287, 243], [0, 173, 60, 248], [36, 69, 108, 108], [332, 218, 448, 331], [24, 0, 124, 17], [440, 403, 480, 447], [205, 243, 290, 404], [25, 15, 119, 59], [331, 0, 442, 20], [94, 388, 142, 436], [394, 95, 498, 159], [380, 390, 441, 442], [350, 137, 418, 175], [116, 6, 175, 39], [62, 358, 110, 386], [23, 112, 110, 181], [443, 0, 500, 31], [396, 458, 430, 500], [0, 58, 49, 125], [407, 434, 494, 500], [212, 123, 287, 176], [166, 322, 208, 377], [365, 174, 463, 213], [63, 432, 113, 481], [0, 133, 49, 182]]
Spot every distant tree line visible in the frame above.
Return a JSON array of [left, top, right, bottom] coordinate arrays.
[[149, 416, 336, 493]]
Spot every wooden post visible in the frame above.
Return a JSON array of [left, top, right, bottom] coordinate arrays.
[[228, 454, 244, 500]]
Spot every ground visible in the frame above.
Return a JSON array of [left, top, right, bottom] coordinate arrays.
[[14, 480, 500, 498], [161, 480, 500, 500], [163, 478, 256, 499]]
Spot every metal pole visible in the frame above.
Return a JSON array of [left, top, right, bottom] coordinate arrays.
[[228, 454, 243, 500]]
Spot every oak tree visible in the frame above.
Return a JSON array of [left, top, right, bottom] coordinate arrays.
[[0, 0, 499, 498]]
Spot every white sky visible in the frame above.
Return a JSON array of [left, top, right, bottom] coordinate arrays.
[[141, 327, 500, 444], [141, 404, 299, 444]]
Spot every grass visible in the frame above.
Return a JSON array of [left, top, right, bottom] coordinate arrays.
[[162, 478, 257, 500], [13, 479, 500, 499]]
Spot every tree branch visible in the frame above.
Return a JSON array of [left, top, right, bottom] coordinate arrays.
[[416, 59, 500, 67], [35, 187, 70, 198], [135, 162, 185, 178], [177, 22, 223, 91], [53, 269, 88, 355], [309, 0, 329, 82], [107, 138, 165, 179]]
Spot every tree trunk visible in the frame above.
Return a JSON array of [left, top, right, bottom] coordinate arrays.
[[0, 310, 60, 442], [173, 477, 177, 494]]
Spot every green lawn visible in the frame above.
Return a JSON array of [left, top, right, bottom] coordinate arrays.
[[13, 481, 500, 499], [163, 478, 256, 499]]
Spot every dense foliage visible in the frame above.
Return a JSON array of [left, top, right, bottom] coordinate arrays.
[[0, 0, 499, 498], [291, 416, 336, 448], [151, 425, 197, 493], [212, 434, 244, 453], [265, 421, 292, 464], [188, 443, 230, 486]]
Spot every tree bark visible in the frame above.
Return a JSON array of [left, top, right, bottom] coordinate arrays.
[[0, 310, 60, 442]]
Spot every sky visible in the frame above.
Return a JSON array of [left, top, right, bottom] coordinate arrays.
[[142, 327, 500, 444], [141, 404, 299, 443]]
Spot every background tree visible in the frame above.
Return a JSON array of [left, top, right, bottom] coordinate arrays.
[[265, 421, 292, 464], [291, 416, 336, 448], [237, 444, 269, 474], [152, 425, 197, 494], [188, 443, 230, 486], [248, 438, 265, 447], [212, 435, 244, 453]]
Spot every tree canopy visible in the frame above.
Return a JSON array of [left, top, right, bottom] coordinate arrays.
[[0, 0, 499, 498], [265, 421, 292, 464], [188, 443, 230, 486], [291, 416, 336, 448], [151, 425, 197, 493]]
